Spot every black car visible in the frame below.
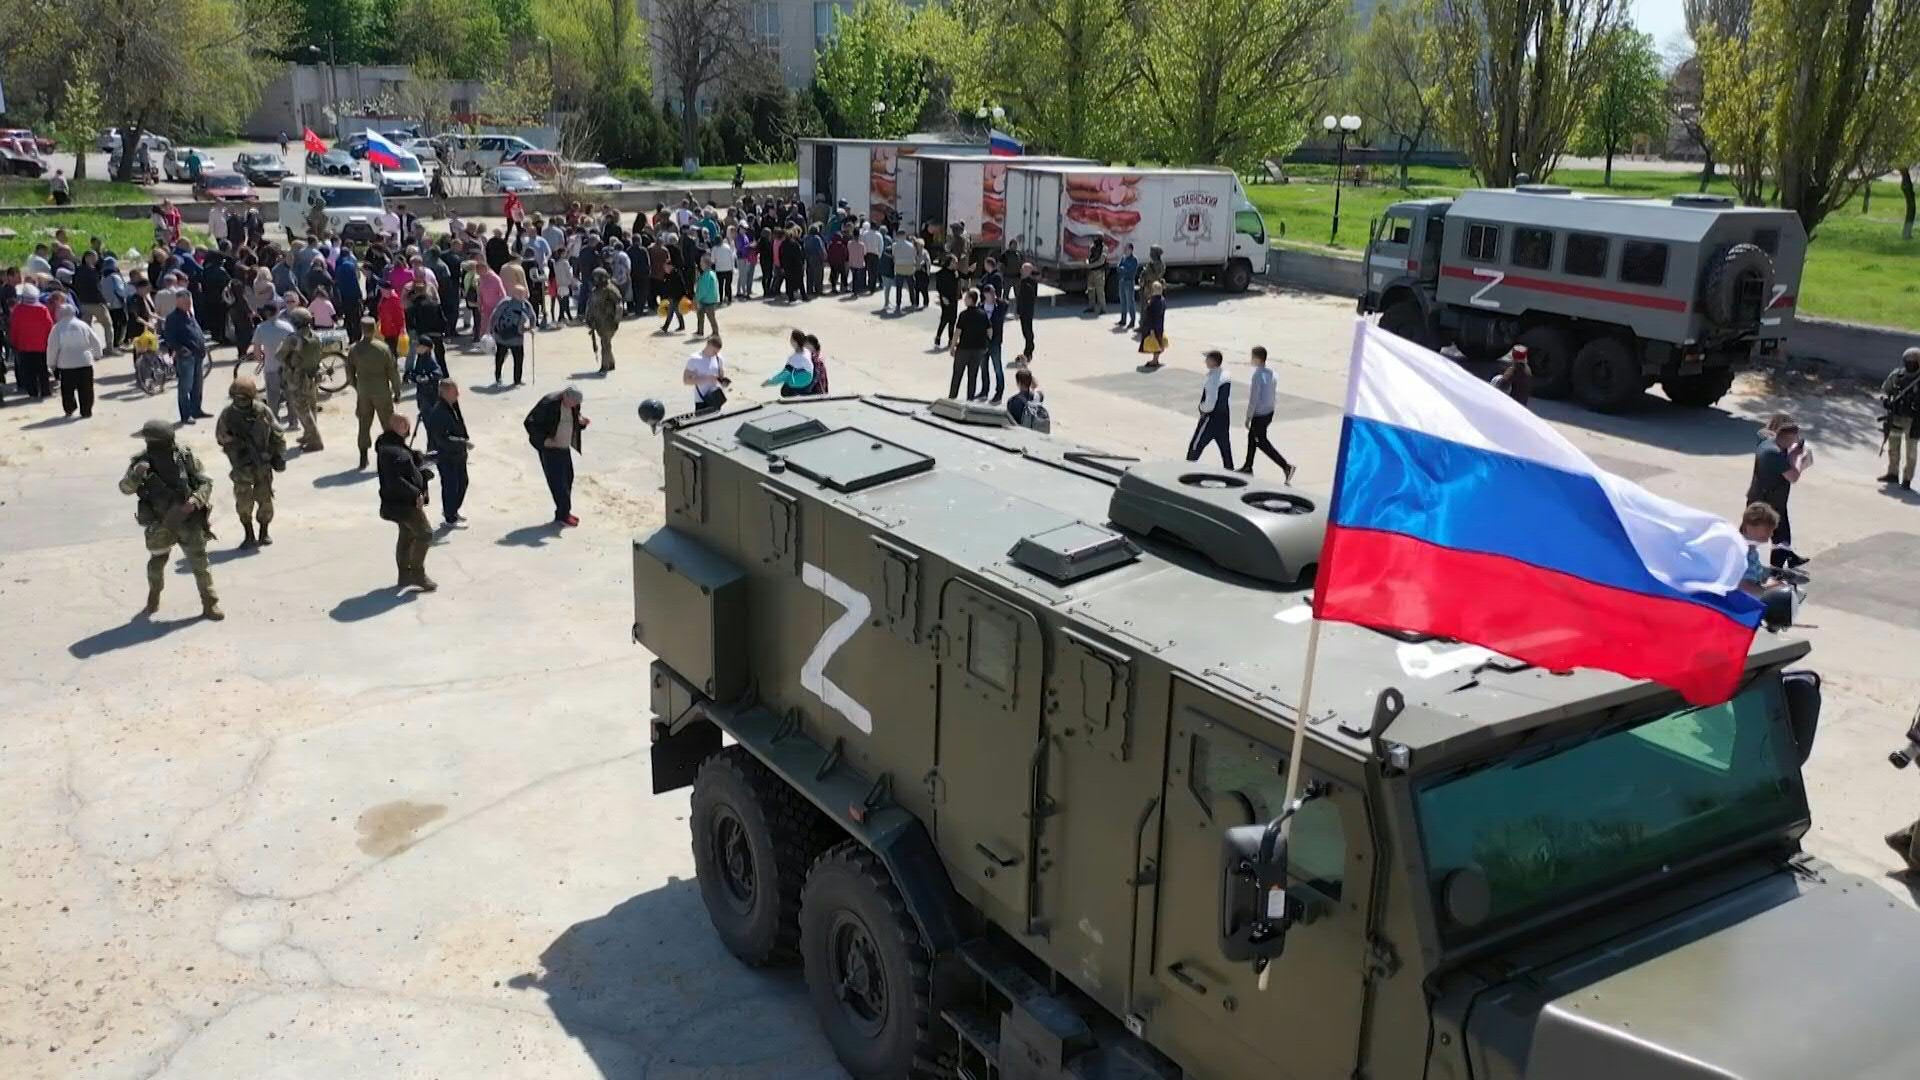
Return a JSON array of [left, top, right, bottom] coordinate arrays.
[[305, 149, 357, 177], [235, 152, 291, 186]]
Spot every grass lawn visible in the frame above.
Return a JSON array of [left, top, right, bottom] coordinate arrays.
[[614, 162, 797, 184], [1246, 164, 1920, 331], [0, 177, 150, 207], [0, 211, 206, 268]]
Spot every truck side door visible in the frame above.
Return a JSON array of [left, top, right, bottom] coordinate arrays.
[[1144, 677, 1372, 1078], [935, 579, 1045, 931]]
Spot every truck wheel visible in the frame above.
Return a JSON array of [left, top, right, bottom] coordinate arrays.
[[690, 746, 823, 967], [1700, 243, 1774, 328], [1571, 335, 1644, 413], [1221, 259, 1253, 293], [1662, 369, 1736, 408], [1378, 299, 1433, 349], [800, 843, 935, 1080], [1516, 325, 1576, 399]]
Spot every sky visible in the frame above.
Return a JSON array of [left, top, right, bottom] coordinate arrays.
[[1631, 0, 1693, 56]]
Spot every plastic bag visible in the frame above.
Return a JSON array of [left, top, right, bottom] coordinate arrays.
[[396, 331, 410, 357], [479, 333, 495, 351], [679, 297, 694, 314]]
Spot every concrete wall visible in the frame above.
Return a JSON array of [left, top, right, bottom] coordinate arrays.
[[246, 65, 496, 140], [1261, 247, 1919, 381]]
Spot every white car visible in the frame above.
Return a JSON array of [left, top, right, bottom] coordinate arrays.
[[370, 151, 430, 197], [163, 147, 212, 182], [565, 161, 624, 192], [278, 176, 386, 242], [97, 127, 167, 153]]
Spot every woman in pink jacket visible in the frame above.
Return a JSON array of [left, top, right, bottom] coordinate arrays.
[[475, 263, 506, 345]]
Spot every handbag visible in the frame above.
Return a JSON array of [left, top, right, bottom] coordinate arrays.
[[696, 387, 728, 413], [1139, 332, 1168, 355]]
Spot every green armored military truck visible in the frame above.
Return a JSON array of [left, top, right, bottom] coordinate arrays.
[[633, 395, 1919, 1079]]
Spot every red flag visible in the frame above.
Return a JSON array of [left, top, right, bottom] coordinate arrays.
[[302, 128, 326, 155]]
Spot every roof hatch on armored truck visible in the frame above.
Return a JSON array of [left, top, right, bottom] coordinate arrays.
[[1513, 184, 1573, 195], [1107, 462, 1325, 586], [736, 410, 830, 453], [1007, 522, 1140, 583], [776, 428, 934, 493], [929, 398, 1013, 426]]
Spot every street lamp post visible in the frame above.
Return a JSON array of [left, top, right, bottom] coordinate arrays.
[[1324, 113, 1362, 245]]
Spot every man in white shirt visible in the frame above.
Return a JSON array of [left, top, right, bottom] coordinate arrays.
[[1238, 345, 1295, 482], [683, 336, 728, 412], [47, 294, 107, 418], [249, 306, 298, 425], [1186, 349, 1234, 469]]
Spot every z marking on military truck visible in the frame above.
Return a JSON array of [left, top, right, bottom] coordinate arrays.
[[799, 562, 874, 734], [1468, 267, 1505, 309]]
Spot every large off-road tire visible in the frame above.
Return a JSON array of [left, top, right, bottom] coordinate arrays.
[[1700, 243, 1774, 329], [1516, 323, 1577, 399], [1571, 334, 1645, 413], [1662, 368, 1737, 408], [690, 747, 824, 967], [1378, 298, 1433, 350], [1220, 258, 1253, 293], [800, 843, 937, 1080]]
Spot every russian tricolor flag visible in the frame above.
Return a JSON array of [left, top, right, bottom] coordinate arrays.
[[364, 129, 405, 170], [1315, 321, 1764, 705], [988, 129, 1022, 157]]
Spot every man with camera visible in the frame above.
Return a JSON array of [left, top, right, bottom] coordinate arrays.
[[1879, 348, 1920, 491], [1746, 415, 1812, 569], [375, 413, 436, 593]]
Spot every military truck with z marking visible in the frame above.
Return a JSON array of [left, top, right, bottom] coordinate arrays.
[[1360, 186, 1806, 412], [633, 393, 1920, 1079]]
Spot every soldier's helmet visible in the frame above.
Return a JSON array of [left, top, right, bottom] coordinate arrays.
[[287, 307, 314, 329], [230, 374, 259, 398], [136, 419, 174, 443], [593, 267, 611, 282]]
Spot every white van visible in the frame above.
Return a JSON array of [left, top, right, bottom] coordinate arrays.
[[370, 150, 429, 197], [440, 133, 539, 176], [278, 176, 386, 242]]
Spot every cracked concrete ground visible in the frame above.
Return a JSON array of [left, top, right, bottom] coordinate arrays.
[[4, 269, 1919, 1079]]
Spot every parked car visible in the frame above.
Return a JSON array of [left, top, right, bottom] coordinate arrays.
[[0, 139, 47, 177], [234, 152, 291, 186], [0, 128, 55, 155], [507, 149, 563, 179], [279, 177, 385, 242], [370, 151, 429, 197], [564, 161, 623, 193], [441, 133, 540, 176], [162, 147, 213, 183], [193, 170, 256, 202], [400, 137, 442, 164], [483, 165, 541, 194], [97, 127, 167, 153], [306, 149, 357, 178]]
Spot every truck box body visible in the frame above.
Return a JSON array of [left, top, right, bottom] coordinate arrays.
[[1003, 165, 1264, 277], [796, 137, 987, 221], [898, 154, 1096, 245]]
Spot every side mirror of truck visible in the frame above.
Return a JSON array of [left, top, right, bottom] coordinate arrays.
[[1219, 798, 1311, 964], [1781, 669, 1822, 766]]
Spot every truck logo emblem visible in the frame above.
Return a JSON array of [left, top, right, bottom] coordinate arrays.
[[801, 563, 874, 734], [1468, 267, 1505, 309]]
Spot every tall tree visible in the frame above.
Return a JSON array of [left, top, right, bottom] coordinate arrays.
[[388, 0, 507, 79], [1436, 0, 1625, 186], [1695, 23, 1772, 205], [58, 77, 105, 181], [650, 0, 755, 171], [1762, 0, 1920, 236], [1130, 0, 1342, 171], [1574, 27, 1666, 184], [812, 0, 935, 138], [1347, 0, 1442, 187], [972, 0, 1141, 158], [536, 0, 649, 114]]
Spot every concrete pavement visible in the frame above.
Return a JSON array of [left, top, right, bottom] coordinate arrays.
[[3, 271, 1918, 1078]]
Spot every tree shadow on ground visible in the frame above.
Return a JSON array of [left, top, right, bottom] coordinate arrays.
[[507, 879, 839, 1080], [1537, 364, 1891, 457], [498, 522, 564, 547], [328, 586, 416, 622], [69, 614, 201, 658]]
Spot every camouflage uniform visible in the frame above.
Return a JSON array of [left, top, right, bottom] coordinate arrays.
[[346, 333, 402, 465], [586, 273, 623, 373], [119, 421, 222, 620], [214, 377, 287, 548], [284, 322, 326, 451]]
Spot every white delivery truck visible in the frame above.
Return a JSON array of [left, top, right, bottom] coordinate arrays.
[[796, 137, 988, 222], [1002, 165, 1270, 292], [897, 153, 1097, 246]]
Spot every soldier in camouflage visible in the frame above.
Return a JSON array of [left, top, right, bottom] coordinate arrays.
[[346, 317, 403, 469], [214, 374, 287, 549], [283, 307, 327, 453], [586, 267, 622, 374], [119, 420, 223, 620]]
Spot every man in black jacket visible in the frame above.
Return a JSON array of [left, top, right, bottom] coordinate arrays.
[[375, 414, 436, 591], [949, 290, 991, 401], [1014, 263, 1039, 367], [422, 380, 472, 527], [525, 387, 588, 526]]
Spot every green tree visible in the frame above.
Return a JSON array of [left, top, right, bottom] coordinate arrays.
[[1695, 24, 1773, 205], [972, 0, 1141, 158], [1436, 0, 1626, 186], [1574, 28, 1666, 184], [812, 0, 934, 138], [287, 0, 381, 63], [1347, 0, 1443, 187], [535, 0, 649, 114], [57, 77, 105, 181], [389, 0, 507, 79]]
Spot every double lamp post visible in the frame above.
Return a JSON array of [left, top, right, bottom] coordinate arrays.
[[1324, 113, 1361, 245]]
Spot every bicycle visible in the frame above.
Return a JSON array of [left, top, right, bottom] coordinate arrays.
[[131, 342, 211, 396]]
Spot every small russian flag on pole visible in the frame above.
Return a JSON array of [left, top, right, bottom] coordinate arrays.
[[988, 129, 1022, 157]]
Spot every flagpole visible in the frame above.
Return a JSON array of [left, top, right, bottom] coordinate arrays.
[[1259, 615, 1324, 993]]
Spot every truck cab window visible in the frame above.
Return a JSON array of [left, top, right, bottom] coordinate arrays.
[[1234, 208, 1266, 243], [1512, 227, 1554, 270], [1463, 222, 1500, 262], [1189, 732, 1344, 898], [1620, 241, 1669, 286], [1564, 232, 1610, 278], [1384, 215, 1413, 246]]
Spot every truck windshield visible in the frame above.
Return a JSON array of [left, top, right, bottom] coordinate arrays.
[[319, 187, 382, 208], [1415, 678, 1805, 945]]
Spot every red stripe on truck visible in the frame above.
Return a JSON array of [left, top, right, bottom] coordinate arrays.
[[1440, 265, 1691, 313]]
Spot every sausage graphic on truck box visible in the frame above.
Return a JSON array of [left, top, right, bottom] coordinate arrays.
[[1004, 165, 1268, 293]]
